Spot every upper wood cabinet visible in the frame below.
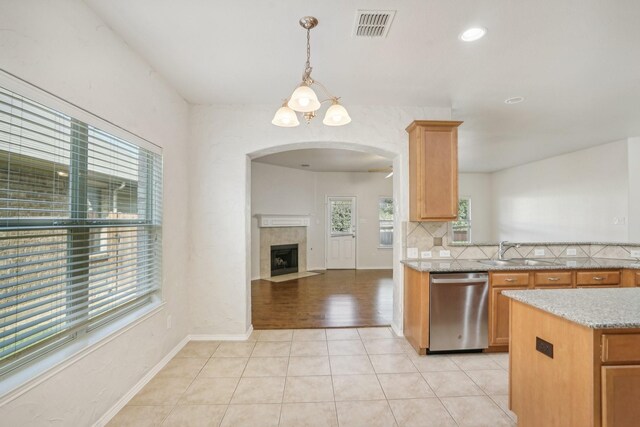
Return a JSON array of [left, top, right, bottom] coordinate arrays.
[[407, 120, 463, 221]]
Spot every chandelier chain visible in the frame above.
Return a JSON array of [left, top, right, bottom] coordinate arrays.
[[303, 28, 313, 83]]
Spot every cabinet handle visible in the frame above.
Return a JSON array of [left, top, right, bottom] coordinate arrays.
[[593, 276, 605, 281], [505, 278, 516, 282], [547, 277, 560, 281]]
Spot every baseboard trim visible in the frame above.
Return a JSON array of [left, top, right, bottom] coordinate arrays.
[[391, 322, 403, 337], [190, 325, 254, 341], [95, 325, 255, 426], [93, 334, 190, 427]]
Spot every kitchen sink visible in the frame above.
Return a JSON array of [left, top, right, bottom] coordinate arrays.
[[477, 259, 518, 267], [476, 258, 559, 267], [514, 259, 558, 266]]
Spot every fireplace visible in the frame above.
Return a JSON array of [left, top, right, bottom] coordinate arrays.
[[270, 244, 299, 276]]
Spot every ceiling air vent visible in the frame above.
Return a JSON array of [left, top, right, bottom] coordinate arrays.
[[353, 10, 396, 38]]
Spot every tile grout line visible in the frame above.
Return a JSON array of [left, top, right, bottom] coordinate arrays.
[[277, 335, 292, 427], [360, 329, 400, 426], [326, 334, 341, 427], [160, 342, 219, 425], [407, 349, 460, 426], [219, 339, 256, 426]]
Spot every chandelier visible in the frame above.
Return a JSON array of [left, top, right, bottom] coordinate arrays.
[[272, 16, 351, 127]]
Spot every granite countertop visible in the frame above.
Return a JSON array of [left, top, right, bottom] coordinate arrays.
[[401, 257, 640, 272], [502, 288, 640, 329]]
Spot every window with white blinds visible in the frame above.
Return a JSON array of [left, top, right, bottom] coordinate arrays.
[[0, 85, 162, 374]]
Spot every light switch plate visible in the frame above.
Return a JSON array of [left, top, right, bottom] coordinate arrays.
[[631, 250, 640, 258], [534, 249, 545, 256], [566, 248, 577, 256], [421, 251, 432, 259], [439, 250, 451, 258], [407, 247, 418, 259]]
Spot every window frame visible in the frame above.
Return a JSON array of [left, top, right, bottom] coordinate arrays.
[[450, 196, 472, 244], [378, 196, 394, 249], [0, 70, 163, 391]]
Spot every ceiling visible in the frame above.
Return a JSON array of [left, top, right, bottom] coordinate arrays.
[[85, 0, 640, 172], [253, 148, 392, 172]]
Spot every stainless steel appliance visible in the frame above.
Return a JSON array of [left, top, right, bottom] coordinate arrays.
[[429, 272, 489, 352]]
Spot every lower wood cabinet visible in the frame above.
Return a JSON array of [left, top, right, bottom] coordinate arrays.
[[405, 267, 639, 355], [403, 266, 429, 354], [602, 365, 640, 427], [490, 285, 526, 346], [489, 269, 628, 351], [510, 300, 640, 427]]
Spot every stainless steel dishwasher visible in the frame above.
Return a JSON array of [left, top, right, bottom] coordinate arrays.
[[429, 272, 489, 352]]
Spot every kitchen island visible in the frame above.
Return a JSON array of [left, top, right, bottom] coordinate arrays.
[[503, 288, 640, 427]]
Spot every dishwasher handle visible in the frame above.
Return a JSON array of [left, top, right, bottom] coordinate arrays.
[[431, 277, 488, 284]]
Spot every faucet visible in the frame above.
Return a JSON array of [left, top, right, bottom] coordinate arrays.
[[498, 241, 521, 260]]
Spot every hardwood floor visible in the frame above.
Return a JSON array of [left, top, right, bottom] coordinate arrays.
[[251, 269, 393, 329]]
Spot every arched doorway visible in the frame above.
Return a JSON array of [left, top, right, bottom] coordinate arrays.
[[247, 141, 404, 332]]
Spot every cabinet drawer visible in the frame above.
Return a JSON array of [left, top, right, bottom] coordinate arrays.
[[602, 334, 640, 363], [576, 271, 620, 286], [534, 271, 572, 286], [491, 272, 529, 287]]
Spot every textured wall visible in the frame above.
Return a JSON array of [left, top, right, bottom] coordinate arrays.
[[188, 104, 451, 336], [0, 1, 189, 425]]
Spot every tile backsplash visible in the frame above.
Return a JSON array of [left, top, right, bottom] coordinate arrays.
[[403, 222, 640, 260]]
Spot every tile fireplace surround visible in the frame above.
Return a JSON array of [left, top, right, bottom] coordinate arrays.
[[260, 227, 307, 279]]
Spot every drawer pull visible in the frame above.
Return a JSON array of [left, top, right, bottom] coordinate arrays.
[[505, 278, 516, 282], [593, 276, 605, 281], [547, 277, 560, 281]]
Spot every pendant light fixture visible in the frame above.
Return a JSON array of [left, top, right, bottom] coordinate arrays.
[[272, 16, 351, 127]]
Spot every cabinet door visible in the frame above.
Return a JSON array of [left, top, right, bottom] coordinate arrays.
[[407, 121, 462, 221], [404, 266, 429, 353], [602, 366, 640, 427], [490, 287, 518, 346]]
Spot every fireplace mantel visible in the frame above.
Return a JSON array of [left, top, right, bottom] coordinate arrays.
[[256, 214, 310, 228]]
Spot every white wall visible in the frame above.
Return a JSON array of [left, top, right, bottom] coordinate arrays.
[[0, 1, 189, 425], [628, 137, 640, 242], [188, 104, 451, 336], [251, 162, 393, 278], [490, 140, 629, 242], [458, 173, 493, 242]]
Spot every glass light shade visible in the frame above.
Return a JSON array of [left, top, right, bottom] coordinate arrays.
[[287, 85, 321, 112], [272, 106, 300, 127], [322, 103, 351, 126]]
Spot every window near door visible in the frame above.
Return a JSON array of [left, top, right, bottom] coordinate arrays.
[[0, 85, 162, 375], [379, 197, 393, 248], [451, 197, 471, 243], [330, 199, 353, 235]]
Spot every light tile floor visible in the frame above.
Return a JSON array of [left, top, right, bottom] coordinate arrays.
[[108, 327, 516, 427]]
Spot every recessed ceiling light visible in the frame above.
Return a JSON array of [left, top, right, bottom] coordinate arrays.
[[57, 171, 68, 177], [504, 97, 525, 104], [459, 27, 487, 42]]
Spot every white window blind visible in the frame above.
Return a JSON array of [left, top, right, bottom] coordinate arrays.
[[0, 86, 162, 374]]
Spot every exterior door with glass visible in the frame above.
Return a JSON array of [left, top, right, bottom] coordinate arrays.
[[327, 196, 356, 269]]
